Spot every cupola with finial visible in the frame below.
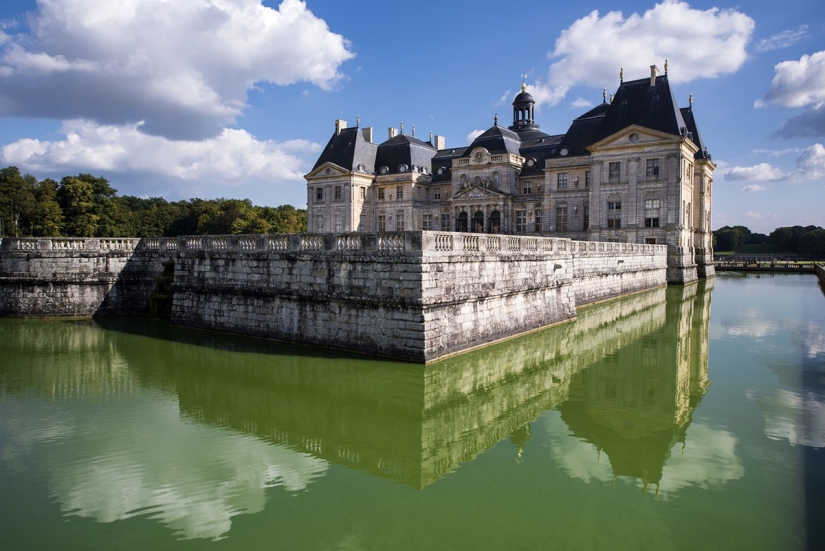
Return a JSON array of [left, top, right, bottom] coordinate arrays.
[[509, 75, 539, 132]]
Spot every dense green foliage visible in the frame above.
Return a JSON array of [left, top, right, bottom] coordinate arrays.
[[0, 166, 306, 237], [713, 224, 825, 257]]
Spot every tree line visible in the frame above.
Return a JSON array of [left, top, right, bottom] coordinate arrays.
[[0, 166, 306, 238], [714, 224, 825, 256]]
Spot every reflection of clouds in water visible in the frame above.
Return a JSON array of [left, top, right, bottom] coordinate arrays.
[[658, 424, 744, 497], [543, 411, 614, 484], [795, 322, 825, 359], [0, 393, 328, 540], [542, 411, 744, 497], [722, 312, 780, 339], [748, 388, 825, 449]]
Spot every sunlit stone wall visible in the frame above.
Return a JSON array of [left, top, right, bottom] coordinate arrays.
[[0, 232, 668, 361], [0, 238, 171, 317]]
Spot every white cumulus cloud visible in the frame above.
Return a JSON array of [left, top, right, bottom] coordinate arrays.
[[724, 163, 786, 181], [1, 119, 319, 188], [530, 0, 754, 106], [742, 184, 767, 192], [760, 51, 825, 109], [0, 0, 354, 140], [725, 144, 825, 184]]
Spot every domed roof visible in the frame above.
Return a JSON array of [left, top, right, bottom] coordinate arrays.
[[513, 82, 535, 105], [513, 90, 534, 105]]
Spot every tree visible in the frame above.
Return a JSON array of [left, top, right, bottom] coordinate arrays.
[[59, 177, 99, 236], [0, 166, 36, 237], [798, 229, 825, 257], [32, 178, 64, 236]]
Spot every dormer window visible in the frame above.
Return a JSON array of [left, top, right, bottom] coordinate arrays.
[[523, 181, 532, 195]]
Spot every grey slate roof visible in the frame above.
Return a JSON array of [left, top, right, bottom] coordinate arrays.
[[680, 107, 710, 160], [466, 125, 522, 156], [594, 75, 688, 143], [431, 147, 467, 183], [312, 127, 378, 173], [375, 133, 436, 176]]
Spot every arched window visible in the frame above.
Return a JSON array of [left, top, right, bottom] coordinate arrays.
[[489, 211, 501, 234], [457, 212, 468, 232], [473, 211, 484, 233]]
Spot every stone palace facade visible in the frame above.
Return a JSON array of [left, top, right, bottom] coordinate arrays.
[[305, 65, 715, 282]]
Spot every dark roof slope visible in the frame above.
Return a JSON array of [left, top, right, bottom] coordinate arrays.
[[312, 127, 378, 172], [595, 75, 688, 143], [680, 107, 711, 160], [466, 125, 522, 156], [431, 147, 466, 183], [375, 133, 436, 175]]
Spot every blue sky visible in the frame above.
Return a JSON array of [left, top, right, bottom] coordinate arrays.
[[1, 0, 823, 234]]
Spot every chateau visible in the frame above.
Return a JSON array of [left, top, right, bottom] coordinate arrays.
[[305, 65, 715, 283]]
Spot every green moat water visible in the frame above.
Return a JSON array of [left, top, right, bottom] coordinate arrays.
[[1, 273, 824, 550]]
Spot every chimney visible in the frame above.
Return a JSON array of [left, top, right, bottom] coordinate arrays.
[[335, 119, 347, 135], [650, 65, 659, 87], [362, 127, 373, 143], [434, 135, 446, 150], [388, 127, 398, 140]]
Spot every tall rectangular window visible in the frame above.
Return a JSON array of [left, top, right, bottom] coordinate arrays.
[[359, 214, 365, 231], [378, 187, 385, 200], [334, 214, 343, 232], [441, 213, 450, 231], [422, 213, 432, 230], [557, 173, 568, 190], [334, 185, 342, 200], [516, 210, 527, 232], [644, 199, 660, 227], [434, 188, 441, 200], [315, 214, 324, 232], [396, 210, 404, 231], [609, 162, 621, 182], [607, 201, 622, 228], [646, 159, 660, 179], [360, 187, 365, 200], [316, 187, 324, 201], [523, 181, 532, 195], [585, 171, 591, 187], [583, 205, 589, 230], [378, 214, 386, 232], [396, 186, 404, 200], [556, 206, 568, 231], [535, 209, 543, 232]]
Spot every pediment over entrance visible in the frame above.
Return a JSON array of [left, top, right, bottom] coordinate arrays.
[[452, 185, 507, 201]]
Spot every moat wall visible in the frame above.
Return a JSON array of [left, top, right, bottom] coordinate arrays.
[[0, 233, 668, 362]]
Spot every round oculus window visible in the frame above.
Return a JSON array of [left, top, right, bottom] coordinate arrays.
[[629, 133, 639, 143], [560, 148, 569, 156]]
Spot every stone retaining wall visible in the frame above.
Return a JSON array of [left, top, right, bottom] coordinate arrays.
[[0, 238, 173, 317], [816, 263, 825, 284], [0, 232, 668, 361]]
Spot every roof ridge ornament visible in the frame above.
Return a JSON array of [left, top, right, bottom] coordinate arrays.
[[689, 94, 693, 108], [620, 67, 624, 83], [664, 59, 669, 75], [520, 73, 527, 92], [494, 113, 498, 126], [603, 88, 607, 104]]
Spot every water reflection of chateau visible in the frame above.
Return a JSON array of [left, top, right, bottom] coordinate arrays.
[[1, 281, 714, 493], [558, 283, 712, 491], [0, 281, 721, 540]]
